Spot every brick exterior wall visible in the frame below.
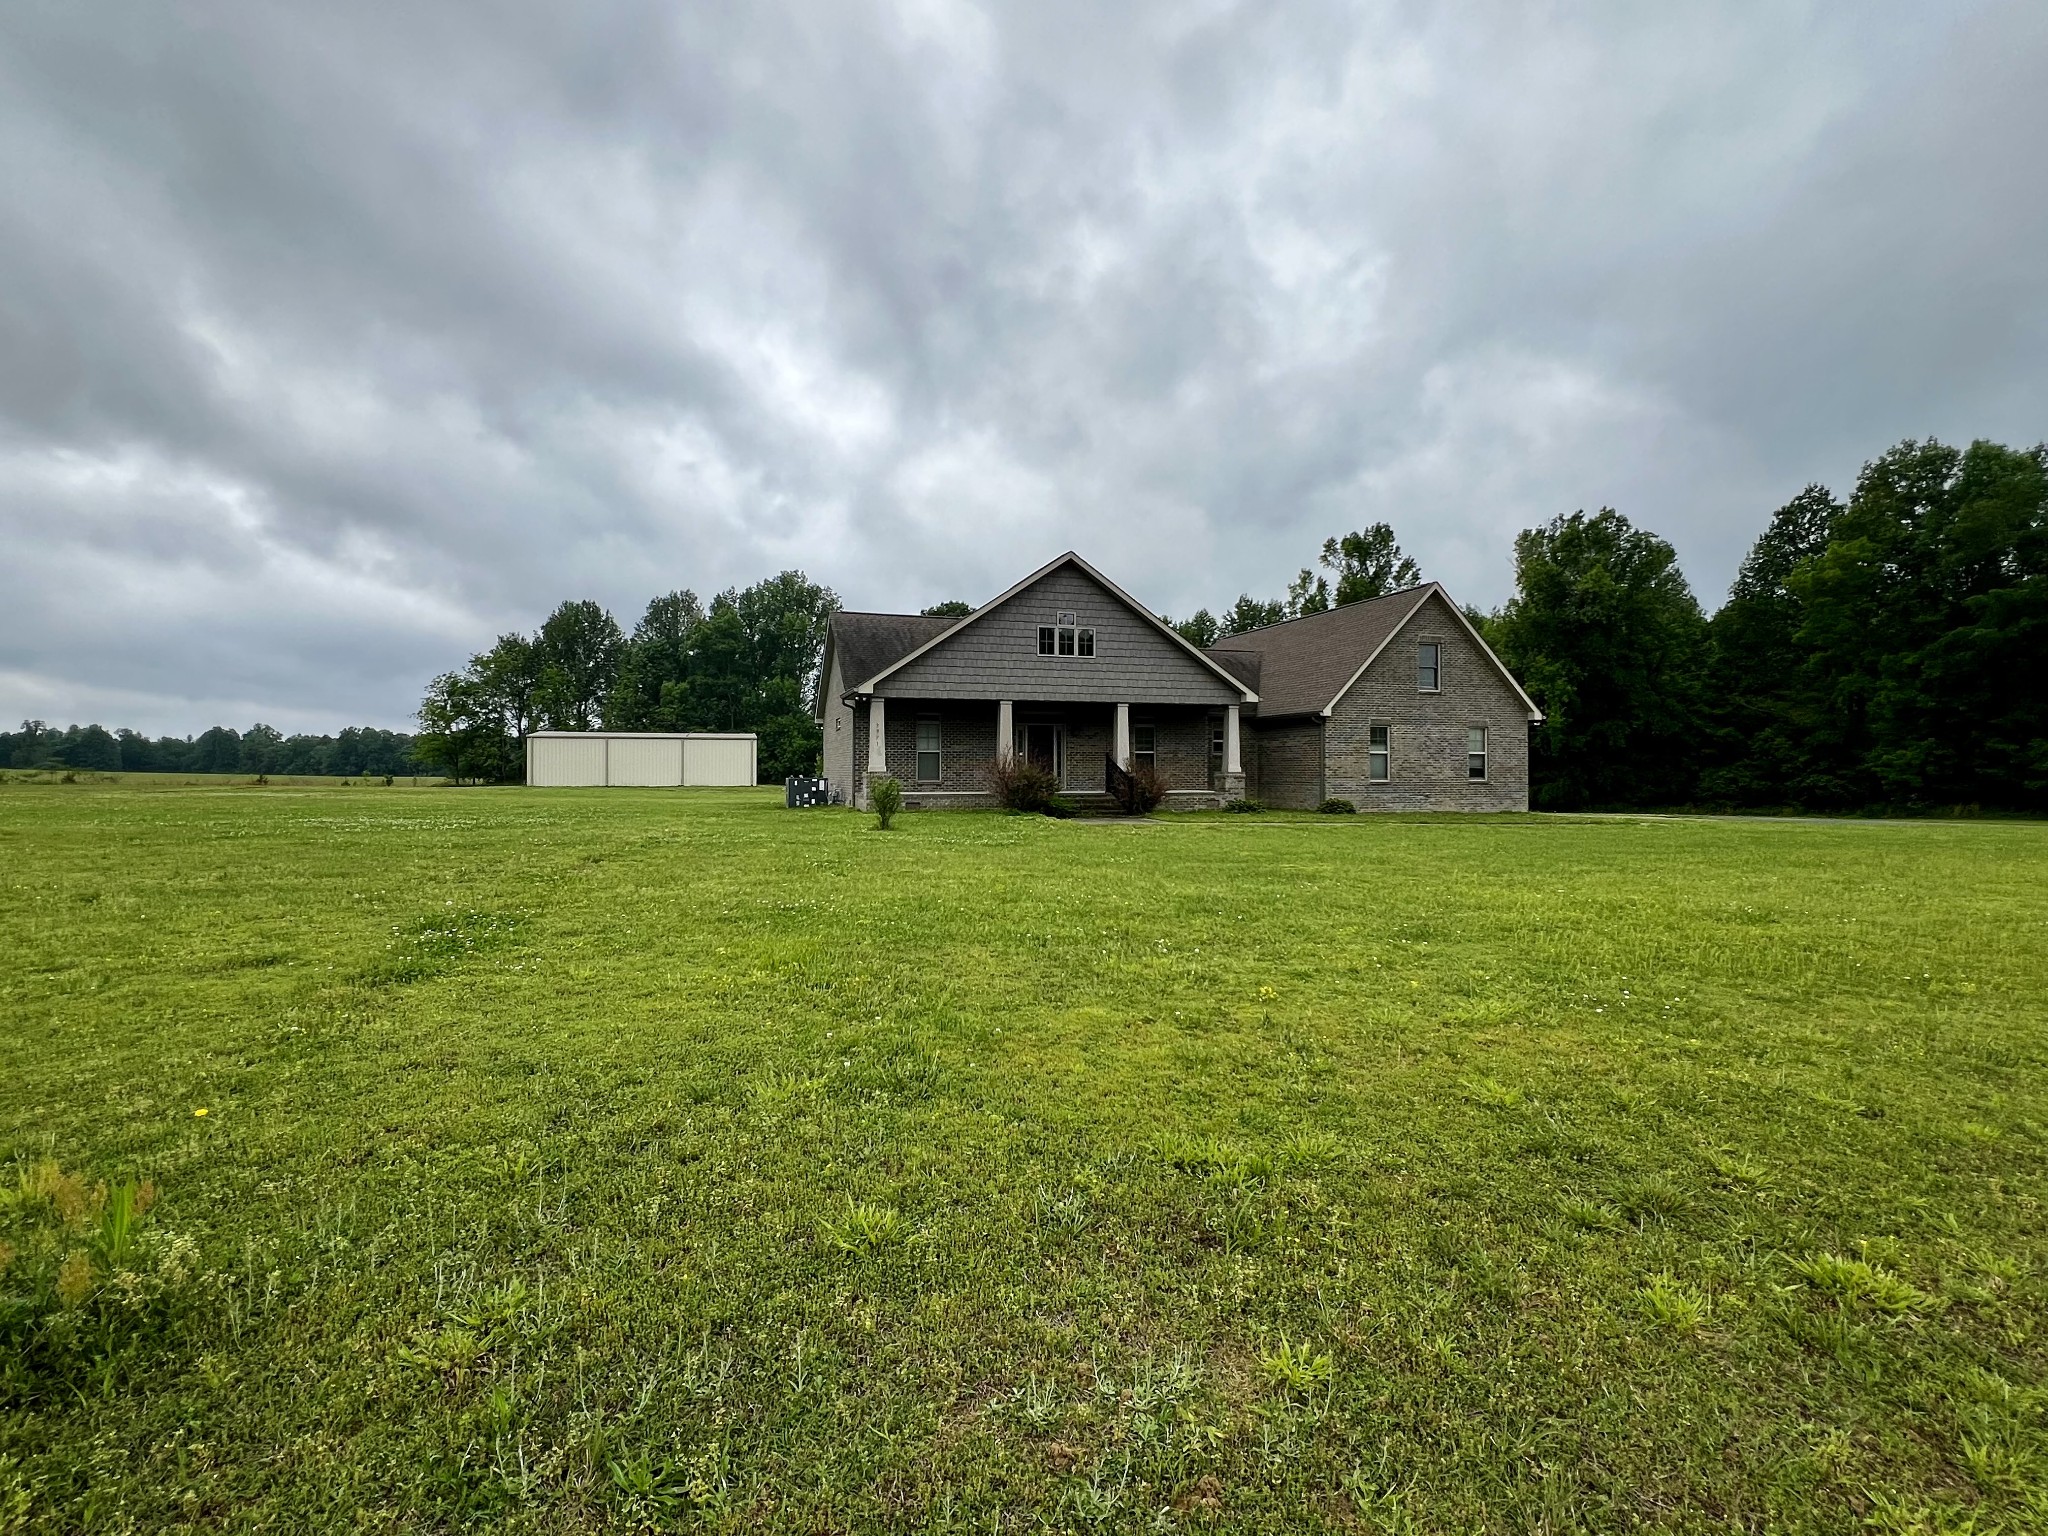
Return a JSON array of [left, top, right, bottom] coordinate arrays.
[[1251, 720, 1325, 809], [1323, 590, 1530, 811], [848, 698, 1226, 809], [1139, 706, 1215, 805]]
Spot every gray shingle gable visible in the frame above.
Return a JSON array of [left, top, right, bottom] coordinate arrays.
[[875, 563, 1245, 705]]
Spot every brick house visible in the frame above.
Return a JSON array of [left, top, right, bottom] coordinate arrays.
[[815, 551, 1541, 811]]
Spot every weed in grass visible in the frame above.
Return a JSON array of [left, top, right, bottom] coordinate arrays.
[[1159, 1133, 1233, 1174], [371, 908, 521, 984], [1703, 1146, 1777, 1191], [844, 1041, 943, 1103], [821, 1200, 909, 1255], [1460, 1075, 1525, 1109], [1210, 1189, 1275, 1253], [1614, 1173, 1690, 1225], [1637, 1273, 1710, 1333], [1558, 1196, 1629, 1233], [1257, 1337, 1334, 1398], [1096, 1348, 1203, 1416], [1277, 1130, 1340, 1170], [1792, 1252, 1936, 1314], [1000, 1374, 1064, 1428], [1030, 1184, 1093, 1235]]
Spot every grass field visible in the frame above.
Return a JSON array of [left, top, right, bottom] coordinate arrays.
[[3, 782, 2045, 1533]]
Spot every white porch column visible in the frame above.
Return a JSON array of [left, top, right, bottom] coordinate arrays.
[[1224, 704, 1242, 775], [1113, 703, 1131, 769], [867, 695, 887, 773], [996, 699, 1015, 762]]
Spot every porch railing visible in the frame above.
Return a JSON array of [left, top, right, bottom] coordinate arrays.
[[1105, 753, 1140, 814]]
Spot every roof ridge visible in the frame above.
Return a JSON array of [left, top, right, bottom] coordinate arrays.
[[1206, 582, 1438, 646]]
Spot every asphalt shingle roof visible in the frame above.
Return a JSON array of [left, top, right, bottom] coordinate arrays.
[[1206, 585, 1435, 719], [828, 610, 961, 691]]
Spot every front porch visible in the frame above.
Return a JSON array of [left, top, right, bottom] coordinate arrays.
[[851, 698, 1245, 811]]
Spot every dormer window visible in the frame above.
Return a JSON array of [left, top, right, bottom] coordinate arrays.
[[1038, 612, 1094, 658]]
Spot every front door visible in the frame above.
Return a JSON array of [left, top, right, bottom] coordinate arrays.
[[1019, 723, 1064, 784]]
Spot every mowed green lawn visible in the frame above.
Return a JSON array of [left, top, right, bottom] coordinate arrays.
[[3, 783, 2045, 1534]]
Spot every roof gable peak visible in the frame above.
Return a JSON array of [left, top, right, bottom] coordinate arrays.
[[846, 550, 1256, 701]]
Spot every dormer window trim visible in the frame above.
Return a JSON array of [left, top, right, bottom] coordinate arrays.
[[1038, 610, 1096, 659]]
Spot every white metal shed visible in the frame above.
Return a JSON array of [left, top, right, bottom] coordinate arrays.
[[524, 732, 758, 787]]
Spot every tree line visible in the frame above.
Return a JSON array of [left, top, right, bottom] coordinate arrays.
[[1, 721, 427, 777], [1163, 436, 2046, 813], [416, 571, 838, 783], [14, 435, 2038, 810]]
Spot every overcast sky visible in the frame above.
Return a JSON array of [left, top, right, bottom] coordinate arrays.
[[3, 2, 2043, 735]]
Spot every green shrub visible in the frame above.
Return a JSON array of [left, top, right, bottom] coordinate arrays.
[[870, 776, 903, 829], [989, 758, 1071, 817], [1222, 797, 1262, 813], [1317, 797, 1355, 814], [1114, 763, 1165, 814]]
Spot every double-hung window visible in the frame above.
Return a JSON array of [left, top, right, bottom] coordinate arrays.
[[916, 716, 942, 782], [1038, 626, 1056, 655], [1367, 724, 1391, 782], [1133, 721, 1156, 772], [1416, 642, 1441, 692], [1467, 725, 1488, 781], [1056, 610, 1078, 655]]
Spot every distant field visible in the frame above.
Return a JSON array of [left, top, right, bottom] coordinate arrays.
[[2, 783, 2044, 1533], [0, 769, 438, 789]]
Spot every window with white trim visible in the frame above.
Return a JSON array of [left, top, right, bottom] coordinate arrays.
[[1367, 723, 1390, 782], [916, 716, 942, 782], [1416, 642, 1441, 692], [1467, 725, 1487, 781], [1133, 721, 1156, 771], [1038, 610, 1095, 658]]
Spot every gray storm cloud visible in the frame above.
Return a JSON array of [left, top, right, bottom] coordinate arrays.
[[2, 0, 2043, 733]]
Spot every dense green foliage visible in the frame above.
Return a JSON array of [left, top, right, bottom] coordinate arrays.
[[1488, 509, 1709, 811], [1493, 437, 2047, 811], [0, 721, 426, 777], [417, 572, 839, 784], [2, 783, 2044, 1531]]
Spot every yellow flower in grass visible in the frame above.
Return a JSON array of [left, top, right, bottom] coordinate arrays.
[[56, 1250, 94, 1307], [193, 1108, 208, 1117]]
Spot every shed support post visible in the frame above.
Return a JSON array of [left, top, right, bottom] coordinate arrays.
[[1114, 703, 1131, 769], [996, 700, 1014, 763]]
